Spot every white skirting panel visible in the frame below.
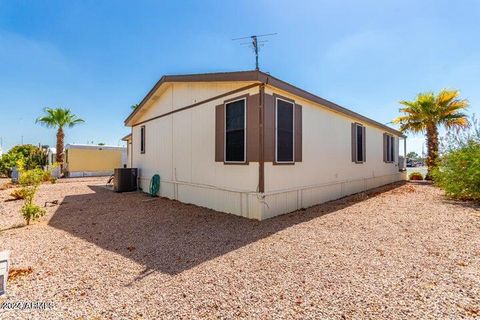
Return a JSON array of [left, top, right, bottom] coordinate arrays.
[[261, 172, 407, 220], [67, 170, 113, 178], [137, 172, 406, 221], [138, 177, 263, 220]]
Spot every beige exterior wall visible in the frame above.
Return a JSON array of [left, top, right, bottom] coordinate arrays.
[[66, 148, 123, 177], [131, 82, 263, 219], [129, 81, 406, 220], [261, 86, 404, 218]]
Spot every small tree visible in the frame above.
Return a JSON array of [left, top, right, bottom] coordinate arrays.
[[393, 90, 469, 179], [17, 161, 45, 225], [36, 108, 84, 173], [406, 151, 420, 161]]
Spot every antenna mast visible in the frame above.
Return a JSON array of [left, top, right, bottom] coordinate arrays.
[[232, 33, 277, 70]]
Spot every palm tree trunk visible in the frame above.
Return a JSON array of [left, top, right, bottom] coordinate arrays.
[[56, 127, 65, 173], [425, 124, 439, 179]]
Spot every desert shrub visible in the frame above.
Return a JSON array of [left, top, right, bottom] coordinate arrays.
[[21, 203, 46, 225], [409, 172, 424, 180], [433, 116, 480, 201], [16, 162, 45, 225], [0, 145, 47, 177], [440, 115, 480, 153], [432, 141, 480, 201], [19, 167, 44, 186], [10, 188, 29, 200], [50, 177, 57, 184], [0, 181, 13, 190], [42, 170, 51, 182]]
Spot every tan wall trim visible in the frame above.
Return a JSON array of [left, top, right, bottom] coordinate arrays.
[[258, 85, 265, 193], [131, 83, 261, 127]]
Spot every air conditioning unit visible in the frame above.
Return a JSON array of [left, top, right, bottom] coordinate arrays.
[[114, 168, 138, 192], [0, 251, 9, 297]]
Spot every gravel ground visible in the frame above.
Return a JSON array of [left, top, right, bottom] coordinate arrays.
[[0, 178, 479, 319]]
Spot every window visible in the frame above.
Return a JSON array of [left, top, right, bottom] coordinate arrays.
[[276, 98, 295, 163], [385, 134, 395, 162], [352, 123, 366, 163], [140, 125, 145, 154], [225, 98, 246, 163]]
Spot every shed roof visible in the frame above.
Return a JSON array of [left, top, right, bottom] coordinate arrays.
[[121, 133, 132, 142], [125, 70, 405, 137], [65, 144, 126, 151]]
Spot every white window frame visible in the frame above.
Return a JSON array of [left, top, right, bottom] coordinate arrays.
[[384, 133, 394, 163], [224, 97, 247, 164], [140, 125, 146, 154], [388, 135, 395, 162], [275, 97, 295, 164], [354, 123, 365, 163]]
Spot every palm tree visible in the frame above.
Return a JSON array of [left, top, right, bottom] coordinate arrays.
[[393, 89, 469, 178], [36, 108, 84, 171]]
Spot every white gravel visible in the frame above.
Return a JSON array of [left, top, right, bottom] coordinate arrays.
[[0, 178, 479, 319]]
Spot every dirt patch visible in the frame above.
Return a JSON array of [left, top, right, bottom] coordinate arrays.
[[8, 267, 33, 282], [0, 178, 479, 319]]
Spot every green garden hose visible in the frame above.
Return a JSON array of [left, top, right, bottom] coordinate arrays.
[[149, 174, 160, 197]]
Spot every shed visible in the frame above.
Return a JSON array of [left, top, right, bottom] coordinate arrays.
[[64, 144, 127, 177]]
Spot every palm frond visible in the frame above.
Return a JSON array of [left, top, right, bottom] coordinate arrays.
[[36, 107, 84, 129]]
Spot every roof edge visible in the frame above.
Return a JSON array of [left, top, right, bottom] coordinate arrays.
[[256, 71, 405, 137], [124, 70, 405, 137], [124, 70, 260, 125]]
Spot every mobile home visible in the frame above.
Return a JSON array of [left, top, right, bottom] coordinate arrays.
[[124, 70, 406, 220]]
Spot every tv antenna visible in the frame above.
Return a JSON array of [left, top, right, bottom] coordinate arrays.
[[232, 33, 277, 70]]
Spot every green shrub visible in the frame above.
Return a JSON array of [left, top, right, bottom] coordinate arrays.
[[21, 203, 46, 225], [432, 141, 480, 201], [16, 162, 46, 225], [42, 170, 52, 182], [409, 172, 424, 180], [19, 169, 44, 186], [0, 145, 47, 177]]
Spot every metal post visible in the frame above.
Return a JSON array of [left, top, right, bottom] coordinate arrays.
[[252, 36, 259, 70]]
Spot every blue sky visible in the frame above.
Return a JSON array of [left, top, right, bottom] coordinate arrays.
[[0, 0, 479, 155]]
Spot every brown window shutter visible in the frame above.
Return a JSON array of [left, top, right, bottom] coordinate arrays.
[[215, 104, 224, 162], [351, 123, 357, 162], [247, 94, 260, 162], [295, 104, 302, 162], [263, 93, 275, 162], [362, 126, 366, 162], [392, 136, 396, 162], [383, 133, 387, 162]]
